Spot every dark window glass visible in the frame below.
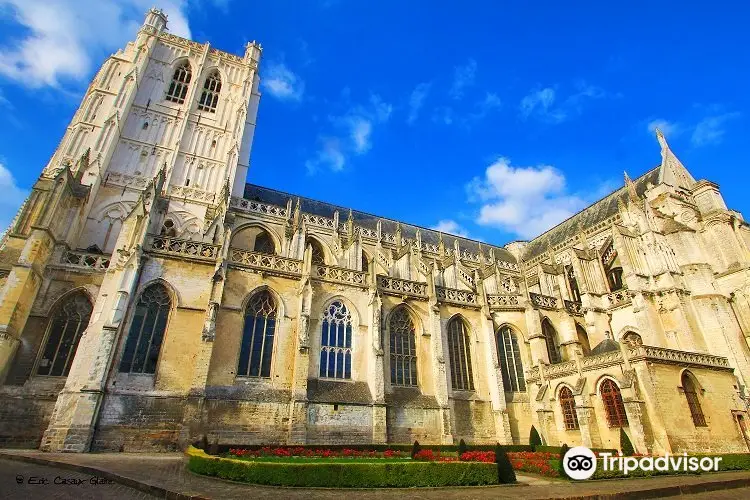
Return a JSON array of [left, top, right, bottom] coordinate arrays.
[[319, 301, 352, 379], [448, 317, 474, 391], [238, 290, 277, 378], [390, 307, 418, 386], [119, 284, 171, 374], [37, 293, 92, 377], [497, 325, 526, 392]]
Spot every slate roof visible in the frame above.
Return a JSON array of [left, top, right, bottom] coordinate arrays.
[[306, 379, 373, 404], [384, 388, 440, 409], [589, 338, 621, 356], [244, 183, 517, 265], [522, 166, 662, 261]]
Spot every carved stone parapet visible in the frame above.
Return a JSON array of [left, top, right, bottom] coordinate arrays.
[[564, 299, 583, 316], [581, 350, 624, 371], [229, 249, 302, 277], [607, 288, 632, 309], [313, 264, 367, 287], [627, 345, 732, 370], [147, 235, 219, 261], [436, 286, 479, 308], [60, 250, 111, 271], [230, 197, 288, 218], [376, 275, 428, 300], [542, 360, 578, 379], [487, 294, 522, 310], [529, 292, 558, 310]]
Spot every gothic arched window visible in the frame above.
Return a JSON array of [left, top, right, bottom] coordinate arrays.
[[448, 317, 474, 391], [600, 378, 629, 428], [36, 293, 93, 377], [542, 318, 562, 364], [160, 219, 177, 237], [390, 307, 418, 387], [119, 284, 171, 374], [682, 372, 707, 427], [238, 290, 277, 378], [497, 325, 526, 392], [166, 62, 192, 104], [622, 331, 643, 347], [560, 386, 579, 430], [253, 231, 275, 254], [197, 71, 221, 112], [319, 301, 353, 379], [361, 251, 369, 273], [307, 238, 325, 266], [577, 324, 592, 356]]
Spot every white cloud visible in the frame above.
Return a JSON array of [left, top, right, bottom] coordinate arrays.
[[467, 157, 592, 239], [691, 112, 740, 147], [468, 92, 501, 121], [520, 82, 610, 124], [407, 82, 431, 125], [647, 119, 681, 138], [431, 219, 470, 238], [262, 61, 305, 101], [449, 59, 477, 100], [306, 93, 392, 173], [0, 0, 191, 89], [0, 163, 29, 231]]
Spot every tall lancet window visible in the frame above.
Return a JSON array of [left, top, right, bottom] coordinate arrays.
[[119, 284, 171, 374], [166, 62, 192, 104], [447, 317, 474, 391], [319, 301, 353, 379], [497, 325, 526, 392], [542, 318, 562, 364], [197, 71, 221, 112], [36, 293, 93, 377], [390, 307, 418, 387], [238, 290, 277, 378]]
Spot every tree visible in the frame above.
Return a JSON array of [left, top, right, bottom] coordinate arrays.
[[495, 443, 517, 483], [458, 438, 468, 457], [620, 427, 635, 456], [529, 426, 542, 450], [411, 440, 421, 459]]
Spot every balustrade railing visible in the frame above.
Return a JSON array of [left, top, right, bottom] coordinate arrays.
[[607, 288, 631, 309], [170, 185, 216, 204], [627, 345, 731, 370], [229, 249, 303, 275], [564, 299, 583, 316], [148, 235, 219, 260], [487, 294, 521, 309], [314, 264, 367, 286], [436, 286, 478, 306], [61, 250, 111, 271], [377, 275, 428, 299], [230, 197, 288, 218], [303, 213, 336, 229], [529, 292, 558, 310]]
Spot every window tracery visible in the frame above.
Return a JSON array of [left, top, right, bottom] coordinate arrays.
[[319, 301, 353, 379], [542, 318, 562, 364], [497, 325, 525, 392], [238, 290, 277, 378], [197, 71, 221, 112], [682, 372, 707, 427], [119, 284, 171, 374], [390, 307, 418, 387], [36, 293, 93, 377], [448, 317, 474, 391], [166, 62, 192, 104], [560, 386, 580, 430], [600, 378, 629, 427]]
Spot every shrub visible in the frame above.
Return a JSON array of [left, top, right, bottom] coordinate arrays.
[[495, 444, 517, 484], [529, 426, 542, 450], [620, 428, 635, 456], [458, 439, 468, 457], [411, 440, 421, 459], [558, 444, 570, 479], [187, 447, 498, 487]]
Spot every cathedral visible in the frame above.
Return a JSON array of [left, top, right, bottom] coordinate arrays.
[[1, 9, 750, 455]]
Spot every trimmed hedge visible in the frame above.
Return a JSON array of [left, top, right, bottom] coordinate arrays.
[[187, 447, 499, 487], [211, 442, 534, 455]]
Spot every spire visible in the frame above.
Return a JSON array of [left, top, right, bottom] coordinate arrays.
[[624, 171, 638, 202], [655, 127, 695, 190]]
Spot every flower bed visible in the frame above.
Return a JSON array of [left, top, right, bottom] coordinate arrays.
[[188, 446, 499, 487]]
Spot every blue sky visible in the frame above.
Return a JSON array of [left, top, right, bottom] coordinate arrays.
[[1, 1, 749, 245]]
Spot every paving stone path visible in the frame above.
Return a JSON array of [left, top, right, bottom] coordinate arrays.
[[2, 449, 750, 499]]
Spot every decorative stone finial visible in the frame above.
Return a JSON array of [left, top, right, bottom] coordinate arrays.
[[624, 171, 638, 202]]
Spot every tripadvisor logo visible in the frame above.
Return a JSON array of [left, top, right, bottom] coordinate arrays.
[[563, 446, 723, 480]]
